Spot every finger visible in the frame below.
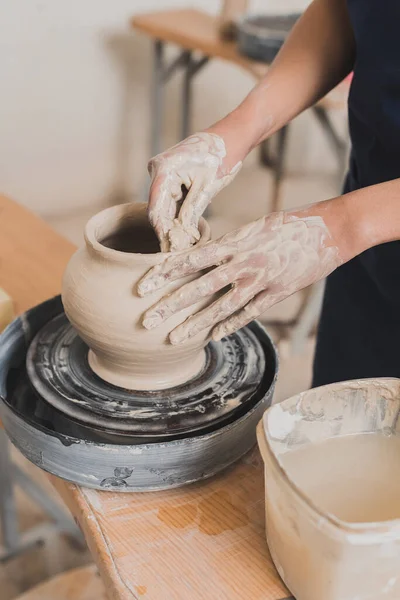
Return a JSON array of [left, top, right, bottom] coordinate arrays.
[[147, 179, 175, 250], [169, 283, 261, 345], [168, 175, 209, 249], [148, 171, 184, 251], [168, 221, 197, 253], [178, 185, 212, 243], [178, 160, 243, 237], [142, 263, 239, 330], [212, 289, 285, 341], [137, 240, 231, 296]]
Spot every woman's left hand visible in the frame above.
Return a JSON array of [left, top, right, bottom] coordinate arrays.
[[137, 208, 344, 344]]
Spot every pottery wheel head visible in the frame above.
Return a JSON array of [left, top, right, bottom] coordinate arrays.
[[26, 314, 266, 437]]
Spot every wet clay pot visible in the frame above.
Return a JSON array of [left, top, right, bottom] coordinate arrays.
[[62, 203, 213, 391]]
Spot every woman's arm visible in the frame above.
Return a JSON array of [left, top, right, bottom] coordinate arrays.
[[209, 0, 355, 169], [333, 178, 400, 252], [138, 179, 400, 343], [148, 0, 355, 250]]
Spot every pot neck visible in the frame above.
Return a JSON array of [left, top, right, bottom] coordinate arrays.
[[84, 203, 210, 265]]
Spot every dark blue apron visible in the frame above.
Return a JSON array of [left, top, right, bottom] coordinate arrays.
[[313, 0, 400, 386]]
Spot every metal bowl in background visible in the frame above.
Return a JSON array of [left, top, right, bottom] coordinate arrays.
[[238, 13, 301, 63]]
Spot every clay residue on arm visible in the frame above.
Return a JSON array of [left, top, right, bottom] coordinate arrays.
[[146, 0, 355, 253], [147, 132, 242, 253], [138, 201, 345, 344]]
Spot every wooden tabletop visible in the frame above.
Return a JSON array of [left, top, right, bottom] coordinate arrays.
[[132, 8, 348, 109], [0, 195, 290, 600], [132, 8, 267, 79], [16, 565, 106, 600]]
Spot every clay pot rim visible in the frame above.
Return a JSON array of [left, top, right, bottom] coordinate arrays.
[[84, 203, 211, 264]]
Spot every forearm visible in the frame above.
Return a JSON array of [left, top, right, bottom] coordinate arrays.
[[295, 179, 400, 263], [207, 0, 355, 169]]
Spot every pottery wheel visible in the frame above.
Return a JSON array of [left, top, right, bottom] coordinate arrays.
[[0, 296, 277, 491], [26, 313, 266, 436]]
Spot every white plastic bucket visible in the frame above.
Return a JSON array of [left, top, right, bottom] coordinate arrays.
[[257, 378, 400, 600]]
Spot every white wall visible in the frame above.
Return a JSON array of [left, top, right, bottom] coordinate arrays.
[[0, 0, 342, 218]]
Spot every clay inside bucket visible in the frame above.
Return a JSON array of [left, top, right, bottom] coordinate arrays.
[[280, 429, 400, 523], [257, 378, 400, 600]]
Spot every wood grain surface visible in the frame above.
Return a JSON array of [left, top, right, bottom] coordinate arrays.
[[132, 8, 348, 110], [0, 195, 74, 314], [15, 565, 107, 600], [52, 450, 290, 600], [0, 196, 290, 599], [132, 8, 268, 79]]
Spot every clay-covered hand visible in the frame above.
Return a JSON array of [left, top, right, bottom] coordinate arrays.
[[137, 211, 344, 344], [147, 132, 242, 252]]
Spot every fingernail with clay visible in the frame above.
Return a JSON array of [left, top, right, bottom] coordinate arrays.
[[169, 328, 187, 346], [212, 327, 226, 342], [142, 311, 163, 330]]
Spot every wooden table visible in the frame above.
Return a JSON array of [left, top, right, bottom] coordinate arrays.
[[16, 565, 106, 600], [133, 8, 267, 80], [0, 193, 291, 599], [0, 198, 83, 562]]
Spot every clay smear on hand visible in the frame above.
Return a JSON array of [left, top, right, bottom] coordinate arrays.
[[138, 212, 343, 343], [147, 132, 242, 252]]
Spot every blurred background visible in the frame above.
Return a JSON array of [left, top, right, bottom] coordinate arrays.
[[0, 1, 349, 596]]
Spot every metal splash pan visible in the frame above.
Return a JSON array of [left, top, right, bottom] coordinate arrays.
[[0, 296, 278, 491]]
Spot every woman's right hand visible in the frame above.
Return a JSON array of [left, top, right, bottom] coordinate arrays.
[[147, 132, 242, 252]]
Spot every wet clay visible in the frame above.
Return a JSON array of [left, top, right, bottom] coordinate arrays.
[[62, 203, 216, 390], [139, 210, 342, 344], [281, 432, 400, 523], [148, 132, 242, 252]]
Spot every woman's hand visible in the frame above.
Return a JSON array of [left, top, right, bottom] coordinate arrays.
[[147, 132, 242, 252], [138, 206, 346, 344]]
